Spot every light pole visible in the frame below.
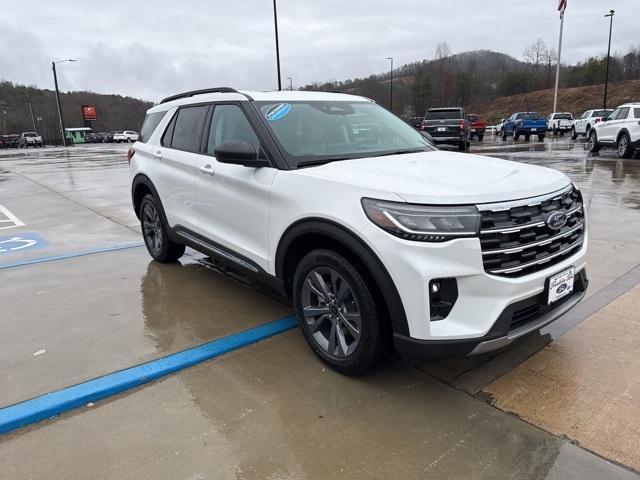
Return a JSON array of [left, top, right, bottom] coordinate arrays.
[[603, 10, 615, 109], [386, 57, 394, 112], [272, 0, 282, 91], [52, 59, 76, 146], [1, 109, 7, 135], [286, 76, 293, 90]]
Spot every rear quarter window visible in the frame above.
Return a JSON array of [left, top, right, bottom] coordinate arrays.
[[138, 112, 165, 143], [634, 108, 640, 119], [167, 105, 208, 153]]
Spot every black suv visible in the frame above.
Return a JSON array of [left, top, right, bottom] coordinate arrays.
[[420, 107, 470, 151]]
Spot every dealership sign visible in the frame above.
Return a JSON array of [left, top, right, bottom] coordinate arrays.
[[82, 105, 97, 121]]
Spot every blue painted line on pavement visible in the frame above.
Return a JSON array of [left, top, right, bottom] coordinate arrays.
[[0, 315, 298, 435], [0, 242, 145, 270]]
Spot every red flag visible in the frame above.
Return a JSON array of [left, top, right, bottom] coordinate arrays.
[[558, 0, 567, 14]]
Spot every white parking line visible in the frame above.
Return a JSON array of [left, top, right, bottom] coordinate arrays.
[[0, 206, 25, 230]]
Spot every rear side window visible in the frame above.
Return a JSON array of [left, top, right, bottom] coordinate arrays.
[[138, 112, 162, 143], [167, 105, 208, 152], [635, 108, 640, 119]]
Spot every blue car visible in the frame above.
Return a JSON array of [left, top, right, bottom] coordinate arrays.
[[502, 112, 548, 141]]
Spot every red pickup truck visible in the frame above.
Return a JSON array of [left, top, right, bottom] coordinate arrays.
[[466, 114, 486, 141]]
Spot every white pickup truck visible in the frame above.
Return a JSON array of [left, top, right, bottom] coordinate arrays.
[[19, 132, 43, 148], [548, 113, 573, 135]]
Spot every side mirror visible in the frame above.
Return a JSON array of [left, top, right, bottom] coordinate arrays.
[[214, 140, 269, 167]]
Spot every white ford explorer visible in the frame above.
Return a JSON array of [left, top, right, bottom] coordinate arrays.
[[129, 88, 588, 375]]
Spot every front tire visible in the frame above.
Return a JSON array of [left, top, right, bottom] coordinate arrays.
[[571, 127, 578, 140], [588, 130, 600, 152], [617, 133, 633, 159], [139, 194, 185, 262], [513, 129, 520, 141], [293, 249, 386, 375]]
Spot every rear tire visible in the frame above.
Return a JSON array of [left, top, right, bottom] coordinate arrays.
[[588, 130, 600, 152], [293, 249, 386, 376], [139, 194, 185, 262], [513, 130, 520, 141], [524, 134, 530, 142], [478, 133, 484, 141], [458, 140, 467, 151], [538, 134, 545, 141], [617, 133, 633, 159]]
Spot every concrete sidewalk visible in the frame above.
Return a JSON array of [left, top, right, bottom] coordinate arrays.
[[485, 282, 640, 472]]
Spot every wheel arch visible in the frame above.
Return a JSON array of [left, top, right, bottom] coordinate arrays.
[[616, 128, 631, 142], [275, 218, 410, 337]]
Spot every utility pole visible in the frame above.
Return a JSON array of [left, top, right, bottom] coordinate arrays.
[[603, 10, 615, 109], [28, 99, 37, 133], [272, 0, 282, 91], [1, 109, 7, 135], [552, 4, 566, 115], [52, 59, 76, 146], [386, 57, 394, 112]]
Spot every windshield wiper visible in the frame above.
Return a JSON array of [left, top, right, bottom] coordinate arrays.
[[296, 157, 351, 167], [372, 149, 426, 157]]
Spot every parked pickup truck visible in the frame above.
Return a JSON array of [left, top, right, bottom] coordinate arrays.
[[420, 107, 470, 151], [548, 112, 573, 135], [19, 132, 44, 148], [466, 114, 486, 141], [502, 112, 547, 141]]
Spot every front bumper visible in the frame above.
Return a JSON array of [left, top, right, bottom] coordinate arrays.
[[393, 269, 587, 358], [361, 217, 588, 358]]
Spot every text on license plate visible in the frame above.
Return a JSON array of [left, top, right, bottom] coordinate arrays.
[[531, 128, 537, 131], [548, 267, 575, 304], [438, 127, 446, 132]]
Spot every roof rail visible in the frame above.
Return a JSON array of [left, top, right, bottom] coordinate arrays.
[[160, 87, 253, 104]]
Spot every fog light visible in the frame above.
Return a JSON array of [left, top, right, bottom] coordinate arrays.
[[429, 278, 458, 321]]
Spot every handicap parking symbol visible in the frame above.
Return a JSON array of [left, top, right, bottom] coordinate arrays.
[[0, 232, 47, 254]]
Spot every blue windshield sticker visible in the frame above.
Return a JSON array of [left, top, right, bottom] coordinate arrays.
[[265, 103, 291, 121]]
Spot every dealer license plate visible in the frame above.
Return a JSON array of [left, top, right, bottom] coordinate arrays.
[[437, 127, 446, 132], [548, 267, 575, 304], [531, 128, 537, 132]]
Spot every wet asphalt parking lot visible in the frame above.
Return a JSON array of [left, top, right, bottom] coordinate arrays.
[[1, 135, 639, 479]]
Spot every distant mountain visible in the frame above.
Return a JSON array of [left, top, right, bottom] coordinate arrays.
[[0, 80, 152, 143], [303, 47, 640, 117]]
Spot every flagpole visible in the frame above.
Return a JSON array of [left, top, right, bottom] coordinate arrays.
[[552, 9, 565, 114]]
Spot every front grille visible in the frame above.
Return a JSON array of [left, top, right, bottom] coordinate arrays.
[[479, 186, 584, 277]]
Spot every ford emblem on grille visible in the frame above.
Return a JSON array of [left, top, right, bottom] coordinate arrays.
[[547, 211, 568, 230]]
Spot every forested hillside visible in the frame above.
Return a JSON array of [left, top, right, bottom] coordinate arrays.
[[303, 43, 640, 117], [0, 81, 152, 142]]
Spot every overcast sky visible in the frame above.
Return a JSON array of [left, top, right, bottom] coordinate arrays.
[[0, 0, 637, 102]]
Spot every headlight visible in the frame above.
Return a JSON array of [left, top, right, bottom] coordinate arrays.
[[361, 198, 481, 242]]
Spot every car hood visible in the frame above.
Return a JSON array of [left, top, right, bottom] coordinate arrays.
[[292, 151, 570, 204]]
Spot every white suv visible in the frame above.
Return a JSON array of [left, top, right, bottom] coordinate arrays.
[[588, 103, 640, 158], [571, 108, 613, 140], [129, 88, 588, 375], [114, 130, 139, 143]]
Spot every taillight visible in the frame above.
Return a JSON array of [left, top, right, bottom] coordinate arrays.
[[459, 121, 465, 129], [127, 147, 135, 164], [595, 118, 601, 124], [420, 120, 426, 130]]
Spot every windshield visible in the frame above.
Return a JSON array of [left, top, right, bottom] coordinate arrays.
[[257, 101, 434, 168], [466, 114, 478, 122], [554, 113, 572, 119], [593, 110, 610, 117], [425, 109, 462, 120]]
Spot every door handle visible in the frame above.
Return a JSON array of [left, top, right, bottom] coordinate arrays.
[[199, 164, 215, 175], [153, 150, 162, 160]]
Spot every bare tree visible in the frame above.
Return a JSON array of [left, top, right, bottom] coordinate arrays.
[[435, 42, 452, 104]]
